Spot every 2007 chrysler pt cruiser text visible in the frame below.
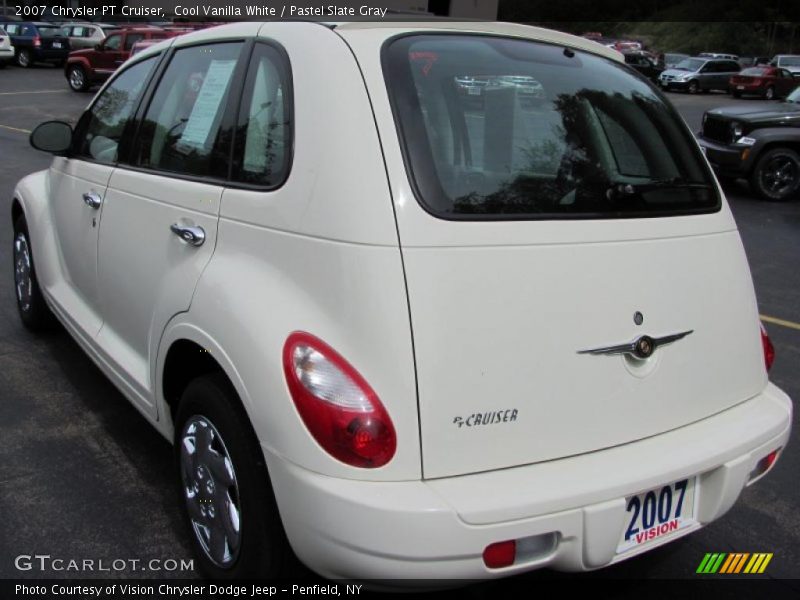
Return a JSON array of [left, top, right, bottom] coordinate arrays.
[[12, 20, 792, 581]]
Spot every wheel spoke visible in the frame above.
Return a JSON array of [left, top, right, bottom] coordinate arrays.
[[206, 449, 236, 488]]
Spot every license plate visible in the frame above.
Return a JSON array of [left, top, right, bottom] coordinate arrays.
[[52, 42, 61, 48], [468, 87, 480, 96], [737, 85, 744, 90], [617, 478, 696, 554]]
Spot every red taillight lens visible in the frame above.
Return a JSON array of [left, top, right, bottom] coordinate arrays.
[[283, 332, 396, 468], [483, 540, 516, 569], [33, 36, 41, 47], [760, 322, 775, 372]]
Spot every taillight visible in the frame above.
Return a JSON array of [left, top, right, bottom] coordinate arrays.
[[760, 322, 775, 372], [33, 36, 41, 47], [283, 332, 396, 468]]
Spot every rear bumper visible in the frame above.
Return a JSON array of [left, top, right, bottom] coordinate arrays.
[[267, 383, 791, 581], [0, 47, 13, 60]]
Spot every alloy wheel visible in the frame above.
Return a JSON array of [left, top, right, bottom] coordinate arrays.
[[759, 153, 799, 198], [69, 67, 85, 91]]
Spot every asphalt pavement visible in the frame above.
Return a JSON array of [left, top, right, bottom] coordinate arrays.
[[0, 66, 798, 589]]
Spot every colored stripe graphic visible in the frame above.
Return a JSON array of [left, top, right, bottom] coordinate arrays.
[[698, 552, 773, 574]]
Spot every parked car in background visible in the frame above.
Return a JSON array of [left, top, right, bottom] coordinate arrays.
[[663, 52, 689, 68], [15, 21, 791, 582], [770, 55, 800, 77], [699, 52, 739, 61], [698, 86, 800, 200], [60, 22, 119, 50], [0, 21, 69, 67], [455, 74, 545, 107], [129, 37, 161, 57], [659, 57, 740, 93], [623, 51, 663, 82], [729, 66, 798, 99], [739, 56, 770, 68], [64, 27, 172, 91], [0, 25, 14, 68]]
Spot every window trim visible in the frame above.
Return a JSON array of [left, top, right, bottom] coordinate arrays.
[[381, 32, 722, 221], [228, 39, 295, 192]]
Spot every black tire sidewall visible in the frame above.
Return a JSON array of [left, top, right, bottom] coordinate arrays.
[[751, 148, 800, 201], [174, 373, 288, 579], [688, 80, 699, 94]]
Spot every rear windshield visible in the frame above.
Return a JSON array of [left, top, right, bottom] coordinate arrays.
[[37, 26, 62, 37], [740, 67, 769, 76], [383, 35, 719, 220]]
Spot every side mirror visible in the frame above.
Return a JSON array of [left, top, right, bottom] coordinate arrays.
[[30, 121, 73, 155]]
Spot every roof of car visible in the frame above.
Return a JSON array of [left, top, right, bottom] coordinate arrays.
[[331, 20, 624, 62]]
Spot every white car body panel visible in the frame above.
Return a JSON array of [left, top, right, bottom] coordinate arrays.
[[12, 20, 793, 580]]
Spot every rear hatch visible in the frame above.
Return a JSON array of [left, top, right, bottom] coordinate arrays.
[[381, 33, 767, 479], [36, 25, 69, 54]]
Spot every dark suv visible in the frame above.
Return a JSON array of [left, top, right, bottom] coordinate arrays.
[[698, 86, 800, 201], [0, 21, 69, 67]]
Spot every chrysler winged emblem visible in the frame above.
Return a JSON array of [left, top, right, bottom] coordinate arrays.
[[578, 330, 693, 359]]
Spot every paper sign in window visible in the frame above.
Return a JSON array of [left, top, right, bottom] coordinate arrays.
[[179, 59, 237, 150]]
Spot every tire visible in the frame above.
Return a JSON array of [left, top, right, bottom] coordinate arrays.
[[687, 80, 699, 94], [750, 147, 800, 201], [175, 373, 291, 578], [764, 86, 775, 100], [67, 65, 90, 92], [16, 49, 32, 68], [12, 216, 57, 331]]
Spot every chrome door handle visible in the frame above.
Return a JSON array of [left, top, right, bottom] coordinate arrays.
[[82, 192, 102, 209], [170, 223, 205, 247]]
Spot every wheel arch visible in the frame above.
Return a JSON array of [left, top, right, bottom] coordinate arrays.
[[156, 322, 254, 442]]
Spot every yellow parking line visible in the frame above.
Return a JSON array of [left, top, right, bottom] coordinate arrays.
[[0, 90, 63, 95], [761, 314, 800, 331], [0, 124, 31, 134]]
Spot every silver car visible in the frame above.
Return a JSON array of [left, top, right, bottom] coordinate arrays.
[[658, 57, 741, 93], [59, 22, 119, 50]]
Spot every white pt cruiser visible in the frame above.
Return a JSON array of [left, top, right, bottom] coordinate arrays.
[[12, 21, 793, 580]]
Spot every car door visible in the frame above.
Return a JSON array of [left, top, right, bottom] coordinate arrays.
[[777, 68, 795, 97], [46, 56, 159, 338], [94, 31, 123, 76], [95, 40, 246, 416]]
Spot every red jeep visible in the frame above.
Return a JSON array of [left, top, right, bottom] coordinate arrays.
[[64, 27, 175, 92]]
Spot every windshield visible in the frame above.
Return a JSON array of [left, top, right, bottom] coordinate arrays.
[[740, 67, 769, 76], [778, 56, 800, 67], [37, 26, 62, 38], [674, 58, 705, 71], [384, 35, 718, 219]]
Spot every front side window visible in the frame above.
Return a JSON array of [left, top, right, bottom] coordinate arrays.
[[231, 43, 292, 187], [74, 57, 158, 163], [384, 35, 718, 219], [134, 42, 242, 179], [104, 33, 121, 51]]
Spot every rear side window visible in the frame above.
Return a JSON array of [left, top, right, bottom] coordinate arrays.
[[231, 42, 292, 188], [124, 33, 144, 51], [384, 35, 719, 219], [134, 42, 243, 179]]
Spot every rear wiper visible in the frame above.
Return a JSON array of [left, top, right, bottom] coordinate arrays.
[[607, 178, 712, 199]]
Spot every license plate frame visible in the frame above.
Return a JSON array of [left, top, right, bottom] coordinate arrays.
[[617, 477, 697, 554], [52, 42, 62, 48]]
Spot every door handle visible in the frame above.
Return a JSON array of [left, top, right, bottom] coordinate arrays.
[[82, 191, 102, 209], [170, 223, 205, 247]]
